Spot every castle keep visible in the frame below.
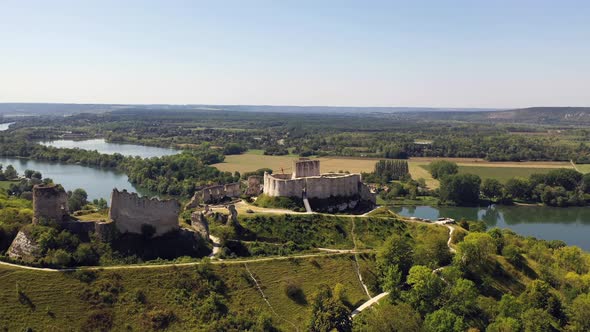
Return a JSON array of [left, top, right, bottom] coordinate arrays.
[[263, 158, 376, 204], [33, 184, 69, 224], [109, 189, 180, 236]]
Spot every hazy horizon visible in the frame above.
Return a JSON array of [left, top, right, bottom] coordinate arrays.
[[1, 0, 589, 108]]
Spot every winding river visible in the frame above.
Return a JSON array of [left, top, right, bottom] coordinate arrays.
[[0, 122, 15, 131], [1, 139, 179, 201], [392, 205, 590, 250], [39, 139, 178, 159], [1, 138, 590, 248]]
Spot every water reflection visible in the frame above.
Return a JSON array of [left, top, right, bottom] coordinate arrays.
[[391, 205, 590, 250]]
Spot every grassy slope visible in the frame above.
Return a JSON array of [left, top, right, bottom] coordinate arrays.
[[0, 255, 370, 331], [575, 163, 590, 174]]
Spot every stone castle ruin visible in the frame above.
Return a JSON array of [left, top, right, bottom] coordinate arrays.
[[263, 158, 376, 211], [186, 182, 241, 207], [109, 189, 180, 237], [245, 175, 263, 196], [32, 184, 69, 224]]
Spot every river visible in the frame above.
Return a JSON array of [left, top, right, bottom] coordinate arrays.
[[39, 139, 179, 159], [1, 139, 178, 201], [0, 122, 15, 131], [0, 157, 154, 201], [392, 205, 590, 250]]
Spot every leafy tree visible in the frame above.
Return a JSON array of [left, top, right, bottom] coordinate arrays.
[[358, 302, 422, 332], [74, 243, 99, 266], [487, 228, 505, 254], [544, 168, 582, 191], [428, 160, 459, 179], [481, 178, 503, 201], [4, 165, 17, 179], [504, 178, 531, 201], [486, 317, 521, 332], [24, 169, 34, 179], [222, 143, 246, 155], [502, 245, 524, 267], [439, 173, 481, 205], [568, 293, 590, 331], [373, 160, 409, 182], [381, 264, 402, 301], [555, 246, 588, 274], [521, 308, 555, 332], [68, 188, 88, 212], [308, 284, 352, 332], [446, 278, 479, 316], [455, 232, 496, 271], [423, 309, 465, 332], [403, 265, 444, 315], [45, 249, 73, 266], [376, 233, 414, 276], [497, 294, 521, 318]]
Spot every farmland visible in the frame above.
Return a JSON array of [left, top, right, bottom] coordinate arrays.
[[213, 152, 576, 190]]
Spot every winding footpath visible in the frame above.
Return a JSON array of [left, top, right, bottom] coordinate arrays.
[[350, 222, 457, 318]]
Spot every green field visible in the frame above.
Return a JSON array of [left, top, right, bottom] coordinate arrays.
[[457, 165, 559, 183], [0, 255, 370, 331], [575, 163, 590, 174]]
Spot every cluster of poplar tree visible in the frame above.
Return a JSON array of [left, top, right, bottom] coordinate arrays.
[[374, 160, 409, 182]]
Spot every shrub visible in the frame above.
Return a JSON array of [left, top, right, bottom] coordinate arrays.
[[82, 310, 114, 332], [143, 309, 176, 330], [285, 281, 306, 304]]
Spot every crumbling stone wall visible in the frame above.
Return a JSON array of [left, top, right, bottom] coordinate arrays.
[[191, 212, 210, 240], [292, 158, 320, 178], [109, 189, 180, 237], [263, 172, 363, 199], [33, 184, 69, 224], [194, 182, 241, 204], [245, 175, 263, 196]]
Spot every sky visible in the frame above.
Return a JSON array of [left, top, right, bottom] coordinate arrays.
[[1, 0, 589, 108]]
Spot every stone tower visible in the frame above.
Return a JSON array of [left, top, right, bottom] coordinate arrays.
[[32, 184, 69, 224], [292, 158, 320, 179]]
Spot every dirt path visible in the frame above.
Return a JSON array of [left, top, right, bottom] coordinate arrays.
[[571, 159, 580, 172], [446, 225, 456, 253], [351, 292, 389, 317], [0, 251, 368, 273], [209, 234, 221, 257], [351, 219, 372, 299], [351, 221, 457, 318]]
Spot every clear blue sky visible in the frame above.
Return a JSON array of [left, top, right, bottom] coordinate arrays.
[[1, 0, 589, 108]]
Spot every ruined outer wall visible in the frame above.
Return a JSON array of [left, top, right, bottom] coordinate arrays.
[[33, 185, 69, 224], [305, 174, 360, 199], [109, 189, 180, 236], [264, 172, 362, 199]]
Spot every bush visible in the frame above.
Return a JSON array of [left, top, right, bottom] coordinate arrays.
[[143, 309, 176, 330], [285, 281, 306, 304], [82, 310, 114, 332]]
